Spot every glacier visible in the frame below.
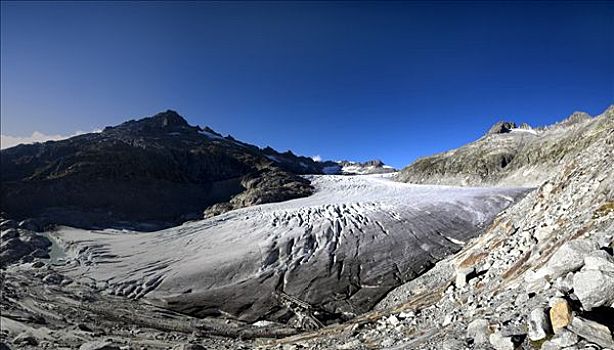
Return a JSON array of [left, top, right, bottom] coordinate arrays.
[[52, 174, 529, 324]]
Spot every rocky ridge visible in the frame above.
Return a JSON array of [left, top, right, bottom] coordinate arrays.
[[397, 106, 613, 187], [1, 110, 337, 231]]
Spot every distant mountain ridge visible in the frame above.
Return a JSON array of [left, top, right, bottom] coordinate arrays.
[[397, 106, 614, 186], [0, 110, 347, 230]]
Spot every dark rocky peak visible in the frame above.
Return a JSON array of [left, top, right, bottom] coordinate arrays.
[[149, 110, 190, 128], [486, 121, 517, 135], [104, 110, 195, 135]]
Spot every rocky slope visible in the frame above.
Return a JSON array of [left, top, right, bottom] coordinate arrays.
[[397, 106, 613, 187], [0, 110, 339, 231]]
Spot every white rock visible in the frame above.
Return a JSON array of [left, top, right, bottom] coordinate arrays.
[[528, 308, 550, 341], [583, 250, 614, 272], [524, 269, 551, 294], [456, 267, 475, 288], [489, 331, 515, 350], [387, 315, 399, 326], [397, 311, 414, 319], [572, 269, 614, 310], [466, 319, 490, 345], [540, 239, 599, 279]]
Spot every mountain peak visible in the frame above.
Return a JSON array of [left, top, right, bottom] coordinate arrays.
[[148, 110, 190, 128], [486, 121, 517, 135], [104, 110, 192, 134]]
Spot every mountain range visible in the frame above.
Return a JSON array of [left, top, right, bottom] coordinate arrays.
[[1, 110, 392, 231], [0, 106, 612, 350]]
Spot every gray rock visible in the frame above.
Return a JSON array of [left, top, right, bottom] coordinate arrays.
[[583, 250, 614, 272], [550, 329, 578, 347], [542, 240, 599, 279], [456, 266, 475, 288], [466, 318, 491, 345], [572, 269, 614, 310], [540, 340, 561, 350], [489, 331, 515, 350], [79, 341, 121, 350], [0, 342, 10, 350], [528, 308, 550, 341], [567, 316, 614, 348], [553, 272, 575, 294]]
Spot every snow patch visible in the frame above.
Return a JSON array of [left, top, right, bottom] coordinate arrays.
[[510, 128, 539, 135]]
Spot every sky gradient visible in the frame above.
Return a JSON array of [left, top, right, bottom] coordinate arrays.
[[1, 1, 613, 168]]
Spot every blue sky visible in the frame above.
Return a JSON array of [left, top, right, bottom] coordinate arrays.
[[1, 1, 612, 168]]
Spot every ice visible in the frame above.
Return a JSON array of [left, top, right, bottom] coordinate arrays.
[[55, 174, 529, 322]]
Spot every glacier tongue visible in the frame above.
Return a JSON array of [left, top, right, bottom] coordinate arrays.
[[55, 174, 529, 323]]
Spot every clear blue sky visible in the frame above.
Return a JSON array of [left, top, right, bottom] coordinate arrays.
[[1, 1, 612, 168]]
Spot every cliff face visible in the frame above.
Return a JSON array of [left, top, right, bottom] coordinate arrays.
[[0, 110, 316, 230], [397, 106, 614, 187]]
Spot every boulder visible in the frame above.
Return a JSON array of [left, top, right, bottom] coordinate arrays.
[[456, 266, 475, 288], [583, 250, 614, 272], [572, 269, 614, 310], [489, 331, 515, 350], [550, 329, 578, 347], [549, 299, 572, 333], [541, 240, 599, 279], [528, 308, 550, 341], [466, 319, 491, 345], [567, 316, 614, 348], [524, 269, 551, 294]]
